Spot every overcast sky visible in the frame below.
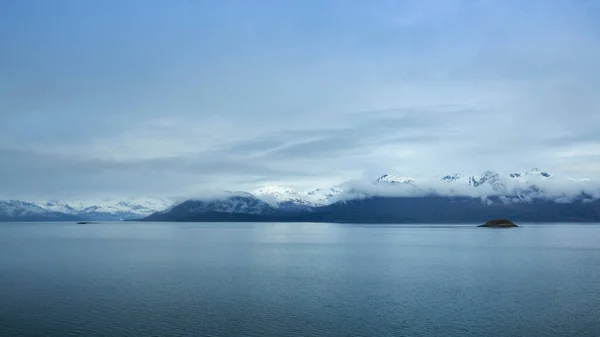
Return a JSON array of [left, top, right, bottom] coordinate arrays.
[[1, 0, 600, 199]]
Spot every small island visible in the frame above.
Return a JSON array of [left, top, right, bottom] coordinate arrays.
[[478, 219, 519, 228], [76, 221, 94, 224]]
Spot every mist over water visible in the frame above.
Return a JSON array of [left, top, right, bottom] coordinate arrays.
[[1, 222, 599, 336]]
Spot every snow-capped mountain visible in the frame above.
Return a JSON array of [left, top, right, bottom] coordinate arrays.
[[375, 174, 415, 184], [306, 185, 344, 205], [380, 168, 595, 201], [296, 168, 594, 204], [0, 200, 45, 217], [439, 171, 504, 191], [510, 168, 552, 179], [253, 185, 302, 203], [29, 198, 174, 221], [252, 185, 315, 210], [144, 168, 600, 223], [2, 168, 598, 222], [440, 169, 554, 189], [145, 185, 345, 221], [253, 184, 348, 209], [145, 192, 276, 221], [0, 200, 79, 221], [183, 194, 274, 214]]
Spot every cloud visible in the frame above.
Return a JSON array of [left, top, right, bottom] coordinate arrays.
[[1, 0, 600, 199], [335, 174, 600, 203]]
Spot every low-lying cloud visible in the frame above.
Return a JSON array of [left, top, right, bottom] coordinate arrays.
[[335, 174, 600, 203]]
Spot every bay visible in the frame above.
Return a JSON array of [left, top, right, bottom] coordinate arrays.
[[1, 222, 599, 336]]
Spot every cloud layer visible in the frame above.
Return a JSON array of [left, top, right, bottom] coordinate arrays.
[[1, 0, 600, 199], [337, 174, 600, 202]]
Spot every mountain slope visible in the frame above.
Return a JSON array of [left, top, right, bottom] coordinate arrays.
[[294, 196, 600, 223], [375, 174, 415, 184], [253, 185, 315, 210], [32, 198, 173, 221], [0, 198, 173, 222], [306, 185, 344, 204], [3, 168, 599, 223], [143, 168, 600, 223], [0, 200, 79, 222], [146, 195, 600, 223], [144, 193, 277, 221]]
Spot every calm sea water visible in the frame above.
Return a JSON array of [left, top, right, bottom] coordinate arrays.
[[0, 222, 599, 336]]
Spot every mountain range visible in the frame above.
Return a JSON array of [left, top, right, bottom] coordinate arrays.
[[0, 198, 173, 222], [2, 169, 600, 223]]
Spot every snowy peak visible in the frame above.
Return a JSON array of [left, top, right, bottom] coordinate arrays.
[[469, 171, 504, 191], [526, 168, 552, 178], [2, 168, 597, 222], [0, 200, 47, 217], [0, 200, 79, 221], [254, 184, 348, 207], [510, 168, 552, 180], [30, 197, 174, 221], [253, 185, 304, 203], [431, 169, 591, 199], [252, 185, 314, 211], [439, 171, 504, 191], [440, 173, 466, 182], [375, 174, 415, 184], [307, 185, 344, 205]]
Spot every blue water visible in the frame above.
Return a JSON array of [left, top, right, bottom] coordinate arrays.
[[0, 222, 599, 336]]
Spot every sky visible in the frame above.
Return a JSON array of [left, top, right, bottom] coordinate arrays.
[[1, 0, 600, 199]]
